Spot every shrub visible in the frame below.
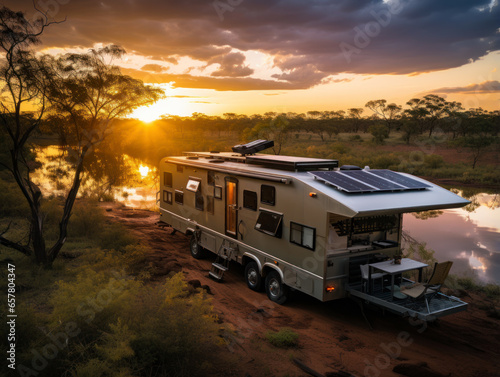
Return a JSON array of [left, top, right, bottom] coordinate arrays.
[[56, 273, 220, 377], [424, 154, 444, 169], [0, 177, 29, 216], [368, 124, 390, 145], [98, 223, 136, 251], [266, 328, 299, 348], [69, 202, 107, 239], [349, 134, 363, 142], [373, 153, 400, 169]]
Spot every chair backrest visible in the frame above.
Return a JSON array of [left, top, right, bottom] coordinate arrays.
[[427, 261, 453, 285], [360, 264, 369, 280]]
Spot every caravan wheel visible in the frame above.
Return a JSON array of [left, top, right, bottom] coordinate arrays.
[[245, 262, 263, 291], [265, 270, 289, 304], [189, 235, 206, 259]]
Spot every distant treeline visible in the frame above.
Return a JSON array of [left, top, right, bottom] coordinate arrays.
[[135, 95, 498, 144]]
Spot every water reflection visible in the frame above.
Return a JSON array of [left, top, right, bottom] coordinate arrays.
[[404, 192, 500, 284], [32, 146, 158, 209]]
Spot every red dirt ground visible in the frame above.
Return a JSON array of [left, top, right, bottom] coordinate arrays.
[[102, 203, 500, 377]]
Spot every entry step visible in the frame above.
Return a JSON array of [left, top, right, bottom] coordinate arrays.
[[212, 263, 228, 271]]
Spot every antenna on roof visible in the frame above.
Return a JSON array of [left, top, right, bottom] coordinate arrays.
[[232, 140, 274, 156]]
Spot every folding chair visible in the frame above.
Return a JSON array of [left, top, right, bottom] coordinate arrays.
[[360, 264, 386, 293], [401, 261, 453, 313]]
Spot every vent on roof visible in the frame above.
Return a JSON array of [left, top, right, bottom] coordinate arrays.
[[340, 165, 362, 170]]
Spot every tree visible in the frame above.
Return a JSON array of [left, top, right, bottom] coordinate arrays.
[[365, 99, 402, 133], [346, 108, 364, 133], [0, 6, 59, 260], [0, 7, 163, 265], [452, 109, 498, 169], [243, 114, 291, 155]]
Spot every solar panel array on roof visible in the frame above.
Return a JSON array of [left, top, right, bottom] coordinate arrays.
[[308, 169, 431, 193]]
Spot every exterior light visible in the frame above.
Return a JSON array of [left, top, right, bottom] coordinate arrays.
[[326, 286, 335, 292], [309, 192, 317, 197]]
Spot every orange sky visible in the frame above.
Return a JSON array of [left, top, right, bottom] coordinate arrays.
[[6, 0, 500, 119]]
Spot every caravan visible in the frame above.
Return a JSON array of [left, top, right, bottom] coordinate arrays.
[[157, 140, 469, 320]]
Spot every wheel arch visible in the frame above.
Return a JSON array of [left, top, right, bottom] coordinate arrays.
[[262, 263, 284, 281], [242, 253, 262, 271]]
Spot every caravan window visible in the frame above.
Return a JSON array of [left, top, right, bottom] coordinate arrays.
[[175, 190, 184, 205], [255, 209, 283, 238], [261, 185, 276, 205], [290, 222, 315, 250], [163, 190, 172, 205], [243, 190, 257, 211], [186, 178, 201, 192], [164, 172, 172, 187]]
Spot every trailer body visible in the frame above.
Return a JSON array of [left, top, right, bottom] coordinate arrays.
[[158, 146, 469, 319]]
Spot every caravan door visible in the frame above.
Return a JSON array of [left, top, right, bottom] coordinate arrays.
[[225, 177, 238, 238]]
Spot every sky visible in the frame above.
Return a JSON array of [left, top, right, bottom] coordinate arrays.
[[5, 0, 500, 119]]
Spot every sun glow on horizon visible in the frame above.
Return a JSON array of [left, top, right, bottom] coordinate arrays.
[[138, 165, 150, 177]]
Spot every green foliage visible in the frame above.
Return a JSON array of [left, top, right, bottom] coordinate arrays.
[[266, 328, 299, 348], [373, 153, 401, 169], [0, 177, 29, 216], [97, 223, 137, 251], [349, 134, 363, 142], [424, 154, 444, 169], [69, 202, 108, 238], [369, 124, 390, 144]]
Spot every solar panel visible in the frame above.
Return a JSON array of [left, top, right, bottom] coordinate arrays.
[[308, 169, 431, 193], [340, 170, 405, 191], [308, 170, 376, 193], [369, 169, 431, 189]]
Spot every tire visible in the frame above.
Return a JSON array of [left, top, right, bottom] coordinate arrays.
[[245, 261, 263, 291], [189, 235, 206, 259], [265, 270, 289, 304]]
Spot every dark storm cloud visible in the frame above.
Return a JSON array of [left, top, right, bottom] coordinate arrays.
[[208, 52, 254, 77], [5, 0, 500, 90], [431, 80, 500, 94]]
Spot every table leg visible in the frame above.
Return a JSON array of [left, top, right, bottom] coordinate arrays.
[[368, 267, 372, 293], [390, 275, 395, 301]]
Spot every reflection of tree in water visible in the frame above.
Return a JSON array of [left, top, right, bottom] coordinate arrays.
[[402, 231, 438, 280], [33, 145, 155, 201], [486, 194, 499, 210], [411, 210, 443, 220], [449, 188, 499, 213]]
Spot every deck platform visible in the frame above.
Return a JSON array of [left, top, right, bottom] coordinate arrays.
[[346, 280, 468, 321]]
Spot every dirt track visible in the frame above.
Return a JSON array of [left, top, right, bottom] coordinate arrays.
[[102, 203, 500, 377]]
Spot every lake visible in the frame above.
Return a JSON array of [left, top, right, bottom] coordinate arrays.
[[32, 146, 499, 284], [403, 193, 500, 284]]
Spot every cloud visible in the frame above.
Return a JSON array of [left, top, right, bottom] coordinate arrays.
[[208, 52, 254, 77], [141, 64, 168, 73], [5, 0, 500, 90], [430, 80, 500, 94], [122, 68, 316, 90]]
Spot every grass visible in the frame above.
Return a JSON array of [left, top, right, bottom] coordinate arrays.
[[0, 200, 223, 377], [265, 328, 299, 348], [446, 275, 500, 301]]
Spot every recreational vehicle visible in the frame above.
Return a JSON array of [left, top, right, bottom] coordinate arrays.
[[157, 140, 469, 321]]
